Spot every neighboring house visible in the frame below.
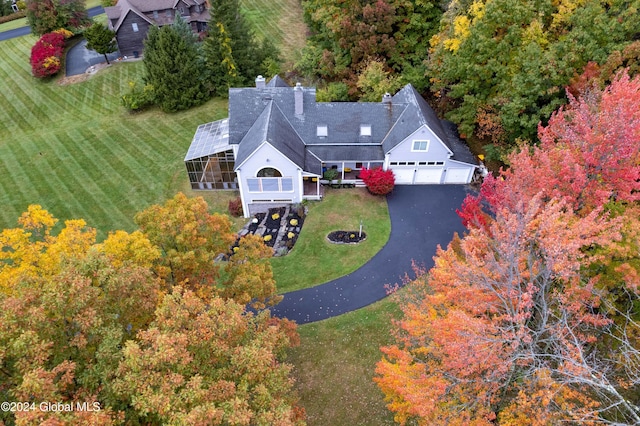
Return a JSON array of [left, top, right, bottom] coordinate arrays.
[[104, 0, 209, 57], [185, 76, 480, 217]]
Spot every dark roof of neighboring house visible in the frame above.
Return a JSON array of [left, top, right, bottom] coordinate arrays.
[[106, 0, 208, 32]]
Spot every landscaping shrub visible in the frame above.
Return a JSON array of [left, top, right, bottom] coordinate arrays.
[[323, 168, 340, 181], [228, 196, 243, 217], [359, 167, 395, 195], [121, 80, 155, 112], [30, 31, 66, 78]]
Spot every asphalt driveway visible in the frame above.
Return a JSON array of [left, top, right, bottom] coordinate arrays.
[[271, 185, 472, 324], [65, 38, 120, 76]]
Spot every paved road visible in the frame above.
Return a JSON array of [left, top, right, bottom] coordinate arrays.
[[271, 185, 472, 324], [0, 6, 105, 42]]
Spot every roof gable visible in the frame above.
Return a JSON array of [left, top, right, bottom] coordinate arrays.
[[235, 102, 307, 171], [106, 0, 154, 32]]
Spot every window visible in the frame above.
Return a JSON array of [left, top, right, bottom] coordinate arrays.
[[262, 178, 279, 191], [412, 140, 429, 151], [257, 167, 282, 177], [153, 10, 158, 19], [281, 178, 293, 191], [317, 125, 328, 137], [132, 22, 139, 32], [360, 125, 372, 136], [247, 177, 294, 192], [166, 9, 172, 17]]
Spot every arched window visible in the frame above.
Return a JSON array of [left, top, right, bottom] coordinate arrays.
[[257, 167, 282, 177]]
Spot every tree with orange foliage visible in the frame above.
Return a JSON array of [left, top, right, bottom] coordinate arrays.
[[0, 208, 162, 425], [134, 193, 236, 295], [1, 204, 303, 425], [135, 193, 282, 306], [112, 286, 303, 425], [376, 195, 640, 424]]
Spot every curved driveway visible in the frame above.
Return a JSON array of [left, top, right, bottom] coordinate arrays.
[[271, 185, 472, 324], [66, 38, 120, 76]]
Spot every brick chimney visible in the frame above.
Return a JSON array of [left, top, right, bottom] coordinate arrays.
[[294, 83, 304, 115], [255, 75, 266, 88]]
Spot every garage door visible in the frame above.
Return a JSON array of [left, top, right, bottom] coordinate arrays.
[[392, 167, 414, 184], [389, 162, 444, 184], [415, 168, 443, 184], [444, 168, 470, 184]]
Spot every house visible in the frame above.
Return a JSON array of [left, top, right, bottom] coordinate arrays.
[[184, 76, 480, 217], [104, 0, 209, 57]]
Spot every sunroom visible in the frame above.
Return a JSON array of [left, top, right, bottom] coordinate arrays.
[[184, 119, 238, 190]]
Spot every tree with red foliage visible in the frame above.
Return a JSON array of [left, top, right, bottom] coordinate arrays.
[[360, 167, 395, 195], [30, 31, 65, 78], [461, 70, 640, 224]]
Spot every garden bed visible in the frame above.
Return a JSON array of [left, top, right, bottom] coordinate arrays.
[[327, 230, 367, 244], [236, 204, 307, 255]]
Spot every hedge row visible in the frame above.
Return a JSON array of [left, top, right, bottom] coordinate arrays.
[[0, 10, 26, 24], [29, 29, 72, 78]]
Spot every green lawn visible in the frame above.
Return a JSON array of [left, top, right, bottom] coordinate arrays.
[[0, 36, 230, 239], [271, 188, 391, 293], [288, 296, 400, 426], [0, 16, 27, 32]]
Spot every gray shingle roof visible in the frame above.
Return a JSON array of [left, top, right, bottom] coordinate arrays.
[[224, 82, 477, 174], [266, 75, 290, 87], [236, 102, 308, 172], [307, 145, 384, 162]]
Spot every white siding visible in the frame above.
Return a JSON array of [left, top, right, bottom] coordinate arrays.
[[236, 142, 302, 210], [386, 125, 475, 185]]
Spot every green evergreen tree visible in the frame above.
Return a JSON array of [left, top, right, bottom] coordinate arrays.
[[203, 0, 280, 93], [202, 22, 241, 96], [142, 15, 209, 112], [84, 22, 117, 64]]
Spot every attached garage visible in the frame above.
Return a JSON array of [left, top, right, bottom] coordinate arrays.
[[389, 162, 444, 185]]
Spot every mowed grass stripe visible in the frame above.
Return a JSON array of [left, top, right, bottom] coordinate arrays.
[[61, 127, 134, 225], [74, 123, 168, 213], [42, 133, 108, 221], [0, 156, 32, 227], [2, 132, 81, 222]]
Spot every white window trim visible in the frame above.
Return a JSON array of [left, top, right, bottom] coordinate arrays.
[[411, 140, 429, 152], [132, 22, 139, 32]]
